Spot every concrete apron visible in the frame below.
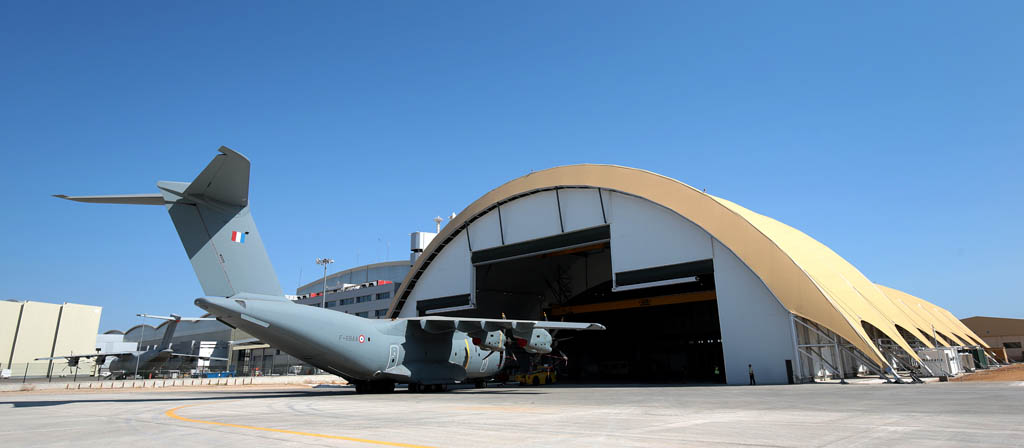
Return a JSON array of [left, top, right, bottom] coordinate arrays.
[[0, 374, 346, 392]]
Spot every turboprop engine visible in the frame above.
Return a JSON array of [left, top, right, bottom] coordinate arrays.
[[516, 329, 553, 354], [472, 330, 507, 352]]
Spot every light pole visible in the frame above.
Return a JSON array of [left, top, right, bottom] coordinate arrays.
[[315, 258, 334, 308], [134, 315, 145, 379]]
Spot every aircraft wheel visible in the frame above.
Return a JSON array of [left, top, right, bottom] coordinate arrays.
[[423, 380, 444, 392], [354, 382, 367, 394], [532, 376, 541, 386], [474, 380, 486, 389], [408, 383, 420, 393], [379, 381, 396, 393]]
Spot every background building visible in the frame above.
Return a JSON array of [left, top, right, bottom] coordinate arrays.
[[961, 316, 1024, 362], [294, 260, 411, 318], [1, 300, 102, 377]]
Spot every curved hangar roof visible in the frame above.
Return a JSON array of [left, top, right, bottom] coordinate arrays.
[[388, 164, 985, 367]]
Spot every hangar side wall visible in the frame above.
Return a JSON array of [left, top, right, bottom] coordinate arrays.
[[713, 240, 795, 385]]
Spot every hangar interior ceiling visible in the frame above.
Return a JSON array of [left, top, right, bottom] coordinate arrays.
[[390, 165, 992, 385]]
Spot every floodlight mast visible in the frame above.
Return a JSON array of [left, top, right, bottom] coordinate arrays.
[[315, 258, 334, 309], [134, 315, 145, 379]]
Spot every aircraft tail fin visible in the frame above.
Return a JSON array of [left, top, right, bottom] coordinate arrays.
[[159, 316, 180, 350], [58, 147, 286, 299]]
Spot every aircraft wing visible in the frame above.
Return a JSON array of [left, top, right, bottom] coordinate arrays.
[[169, 353, 228, 361], [400, 316, 605, 335], [35, 351, 138, 361]]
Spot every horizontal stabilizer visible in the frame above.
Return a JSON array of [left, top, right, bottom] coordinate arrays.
[[137, 313, 217, 322], [402, 316, 606, 335], [54, 194, 164, 205]]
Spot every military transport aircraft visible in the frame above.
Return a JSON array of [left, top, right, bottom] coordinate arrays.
[[37, 313, 226, 379], [56, 147, 605, 393]]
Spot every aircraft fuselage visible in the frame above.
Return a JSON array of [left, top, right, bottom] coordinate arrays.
[[195, 296, 503, 386], [107, 350, 173, 378]]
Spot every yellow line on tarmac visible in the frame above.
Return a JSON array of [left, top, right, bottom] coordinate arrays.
[[165, 404, 436, 448]]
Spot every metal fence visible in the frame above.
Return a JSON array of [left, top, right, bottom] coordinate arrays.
[[0, 361, 325, 385]]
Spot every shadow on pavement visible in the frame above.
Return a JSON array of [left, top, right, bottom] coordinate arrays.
[[2, 386, 548, 408], [0, 389, 348, 408]]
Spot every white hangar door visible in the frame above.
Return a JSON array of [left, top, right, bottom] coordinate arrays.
[[604, 191, 715, 291]]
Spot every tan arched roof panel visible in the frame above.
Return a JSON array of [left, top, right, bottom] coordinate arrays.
[[878, 285, 988, 348], [876, 285, 962, 346], [388, 164, 936, 367], [710, 197, 929, 359], [942, 310, 989, 347]]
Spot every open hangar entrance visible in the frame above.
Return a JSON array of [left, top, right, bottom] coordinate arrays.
[[396, 184, 798, 385], [470, 225, 725, 383]]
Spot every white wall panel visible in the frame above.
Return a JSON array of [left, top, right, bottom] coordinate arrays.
[[0, 301, 22, 366], [52, 304, 101, 362], [467, 209, 502, 251], [557, 188, 606, 232], [10, 301, 60, 364], [608, 192, 713, 276], [713, 239, 795, 385], [401, 232, 472, 317], [500, 190, 562, 244]]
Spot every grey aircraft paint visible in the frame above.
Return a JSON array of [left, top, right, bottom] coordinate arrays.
[[56, 147, 604, 393], [37, 314, 224, 379]]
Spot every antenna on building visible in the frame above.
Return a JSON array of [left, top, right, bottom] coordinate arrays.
[[433, 216, 443, 233]]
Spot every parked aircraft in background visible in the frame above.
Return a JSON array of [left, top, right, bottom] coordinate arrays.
[[37, 313, 225, 379], [56, 147, 605, 392]]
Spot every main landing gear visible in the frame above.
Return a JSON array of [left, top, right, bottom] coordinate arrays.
[[353, 381, 396, 394], [408, 383, 448, 393]]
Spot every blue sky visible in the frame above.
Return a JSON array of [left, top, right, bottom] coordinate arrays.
[[1, 2, 1021, 331]]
